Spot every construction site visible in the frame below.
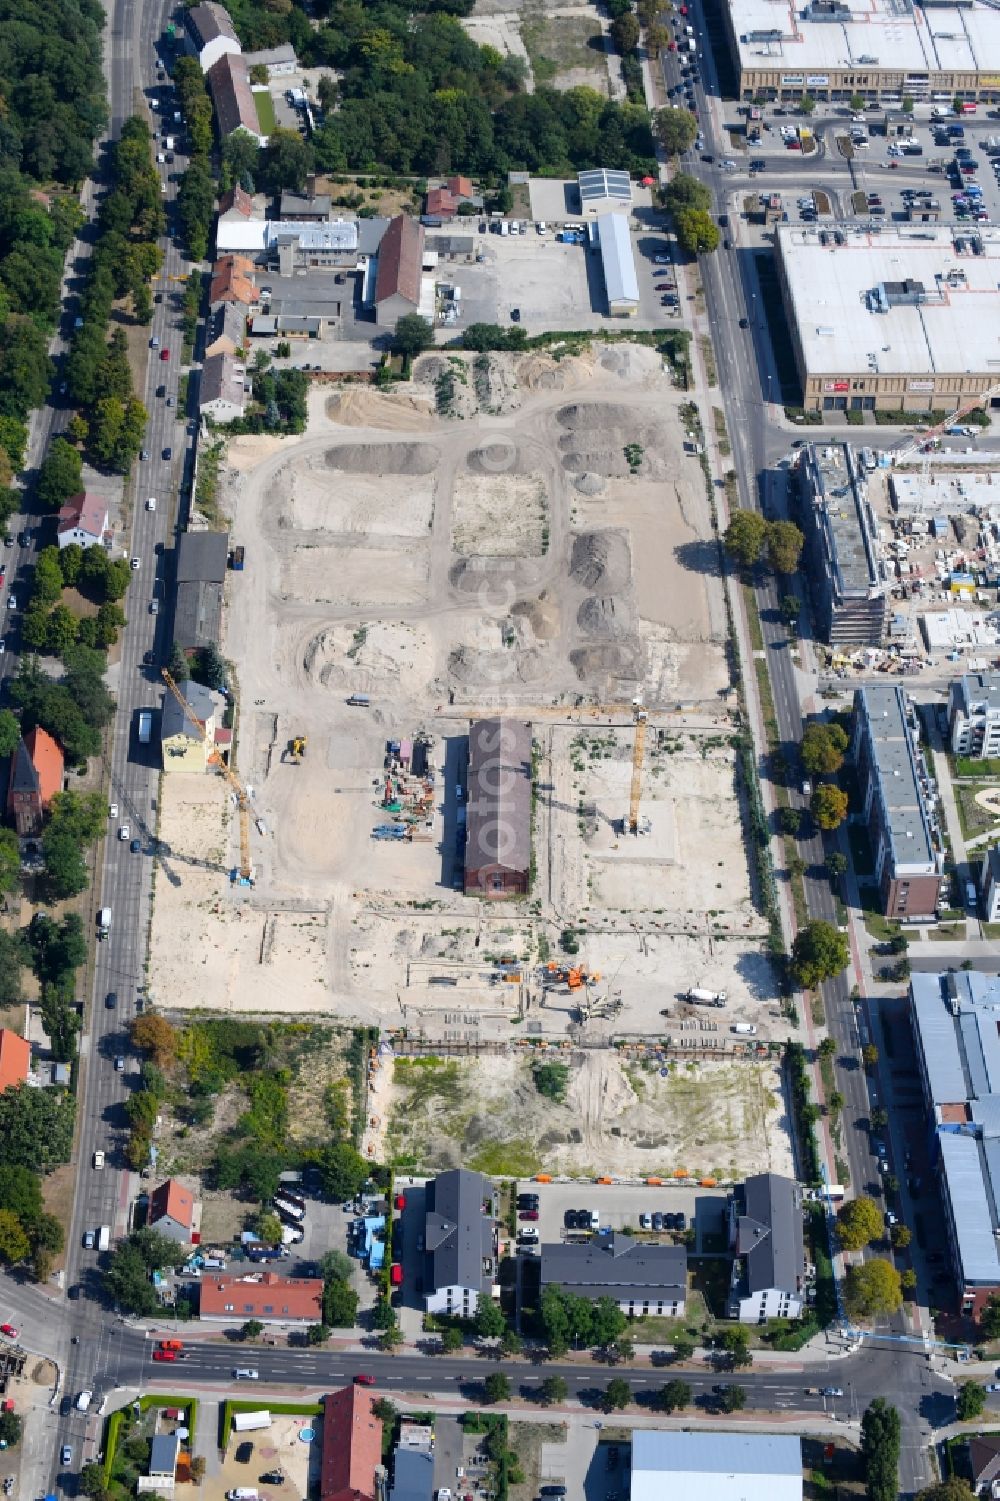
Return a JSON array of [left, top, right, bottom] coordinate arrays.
[[145, 343, 788, 1178]]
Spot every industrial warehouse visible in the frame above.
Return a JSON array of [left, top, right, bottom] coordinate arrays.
[[775, 225, 1000, 413], [722, 0, 1000, 105]]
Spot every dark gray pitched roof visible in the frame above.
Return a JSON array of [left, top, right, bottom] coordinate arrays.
[[8, 740, 39, 797], [738, 1174, 804, 1297], [540, 1232, 687, 1302], [161, 680, 216, 742], [465, 718, 532, 873], [177, 531, 229, 584], [423, 1169, 494, 1294], [186, 1, 239, 48]]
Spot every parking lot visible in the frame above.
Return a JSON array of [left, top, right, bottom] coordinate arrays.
[[513, 1179, 729, 1254]]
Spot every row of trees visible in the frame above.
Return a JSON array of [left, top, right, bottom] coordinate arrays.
[[22, 540, 131, 657], [661, 173, 720, 256], [62, 116, 160, 472], [724, 508, 804, 576], [0, 0, 105, 511]]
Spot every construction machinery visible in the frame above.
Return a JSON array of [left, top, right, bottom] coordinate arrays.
[[287, 735, 306, 764], [542, 962, 601, 991], [160, 670, 257, 885]]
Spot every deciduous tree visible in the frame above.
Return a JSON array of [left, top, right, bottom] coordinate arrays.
[[812, 783, 849, 830], [846, 1260, 902, 1322], [791, 920, 849, 989], [836, 1196, 883, 1251]]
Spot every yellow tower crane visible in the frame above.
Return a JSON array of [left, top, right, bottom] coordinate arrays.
[[626, 697, 649, 836], [160, 670, 256, 885]]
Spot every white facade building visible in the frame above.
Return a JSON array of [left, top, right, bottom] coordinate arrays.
[[950, 672, 1000, 759]]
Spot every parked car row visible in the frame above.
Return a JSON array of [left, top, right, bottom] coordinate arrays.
[[639, 1210, 687, 1232]]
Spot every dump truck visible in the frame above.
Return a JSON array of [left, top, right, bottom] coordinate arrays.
[[685, 987, 727, 1007]]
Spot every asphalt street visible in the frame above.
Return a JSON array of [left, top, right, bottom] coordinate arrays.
[[0, 5, 982, 1498]]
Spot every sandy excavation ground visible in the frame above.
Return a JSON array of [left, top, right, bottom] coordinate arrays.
[[147, 345, 771, 1091], [385, 1050, 792, 1182]]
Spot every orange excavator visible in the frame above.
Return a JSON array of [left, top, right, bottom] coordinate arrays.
[[543, 962, 602, 991]]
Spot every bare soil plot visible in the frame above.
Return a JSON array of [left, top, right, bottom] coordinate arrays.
[[452, 472, 548, 556], [385, 1049, 791, 1180]]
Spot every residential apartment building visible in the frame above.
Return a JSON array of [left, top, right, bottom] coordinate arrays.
[[539, 1233, 687, 1318], [319, 1386, 382, 1501], [851, 684, 944, 919], [184, 1, 241, 73], [909, 970, 1000, 1318], [199, 1269, 323, 1324], [794, 444, 888, 646], [726, 1173, 805, 1323], [421, 1169, 497, 1318], [160, 680, 217, 771], [983, 847, 1000, 924], [949, 672, 1000, 760]]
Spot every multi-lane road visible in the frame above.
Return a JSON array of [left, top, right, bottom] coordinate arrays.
[[0, 3, 978, 1496]]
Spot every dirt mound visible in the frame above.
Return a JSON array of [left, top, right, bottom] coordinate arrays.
[[511, 592, 560, 641], [570, 641, 644, 682], [577, 595, 633, 638], [556, 402, 636, 431], [561, 447, 630, 478], [574, 472, 606, 496], [570, 530, 631, 593], [325, 387, 434, 430], [517, 354, 569, 391], [466, 441, 523, 475], [324, 442, 438, 475], [474, 354, 522, 414]]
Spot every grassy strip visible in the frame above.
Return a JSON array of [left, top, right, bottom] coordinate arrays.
[[700, 334, 717, 386], [712, 405, 730, 455], [787, 1041, 820, 1184]]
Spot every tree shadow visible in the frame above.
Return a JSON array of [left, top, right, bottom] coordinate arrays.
[[673, 538, 723, 577]]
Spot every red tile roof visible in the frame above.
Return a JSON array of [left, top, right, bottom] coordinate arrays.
[[149, 1178, 195, 1230], [320, 1387, 382, 1501], [374, 215, 424, 308], [218, 185, 254, 218], [0, 1031, 30, 1093], [23, 726, 64, 808], [425, 188, 457, 219], [209, 255, 256, 307], [447, 176, 474, 199], [199, 1270, 323, 1323]]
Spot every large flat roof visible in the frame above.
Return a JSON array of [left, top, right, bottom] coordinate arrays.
[[855, 683, 939, 873], [631, 1432, 801, 1501], [728, 0, 1000, 78], [911, 970, 1000, 1104], [800, 443, 884, 601], [777, 225, 1000, 379]]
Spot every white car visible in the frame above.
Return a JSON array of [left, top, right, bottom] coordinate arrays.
[[119, 825, 130, 841], [146, 497, 157, 511], [109, 802, 118, 818], [234, 1368, 259, 1380], [0, 640, 5, 655], [130, 556, 140, 570], [93, 1151, 105, 1169]]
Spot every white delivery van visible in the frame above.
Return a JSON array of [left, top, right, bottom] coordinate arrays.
[[76, 1390, 93, 1412]]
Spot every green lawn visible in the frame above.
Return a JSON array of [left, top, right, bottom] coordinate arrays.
[[253, 88, 276, 135], [955, 756, 1000, 778]]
